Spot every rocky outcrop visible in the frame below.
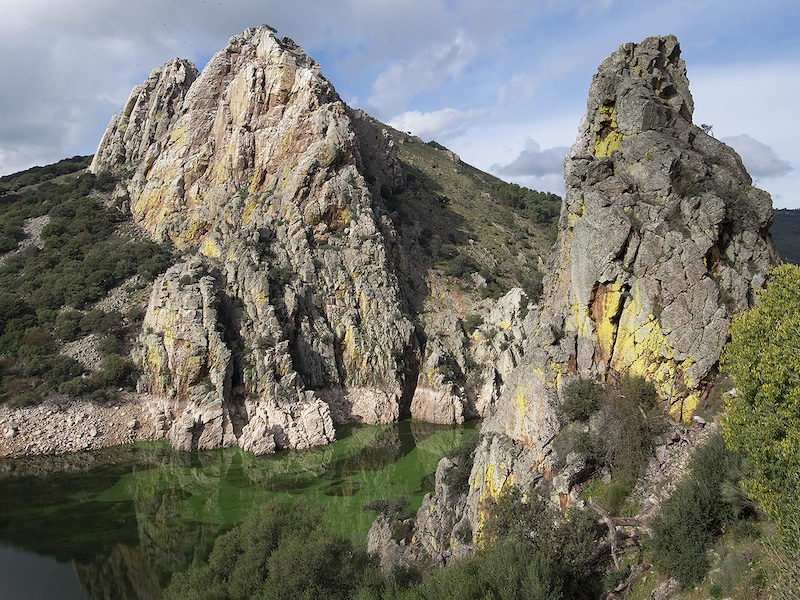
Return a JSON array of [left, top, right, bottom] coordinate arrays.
[[546, 34, 777, 417], [91, 25, 465, 452], [90, 58, 199, 173], [132, 259, 336, 452], [420, 34, 779, 552]]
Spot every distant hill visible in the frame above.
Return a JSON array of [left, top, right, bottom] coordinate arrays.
[[772, 209, 800, 265]]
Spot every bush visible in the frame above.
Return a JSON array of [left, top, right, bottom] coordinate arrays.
[[163, 498, 381, 600], [96, 336, 122, 356], [478, 485, 602, 598], [407, 539, 566, 600], [555, 375, 666, 484], [55, 310, 84, 341], [92, 354, 135, 389], [23, 354, 84, 387], [79, 309, 124, 337], [557, 379, 606, 422], [723, 264, 800, 520], [649, 433, 751, 587], [722, 264, 800, 594]]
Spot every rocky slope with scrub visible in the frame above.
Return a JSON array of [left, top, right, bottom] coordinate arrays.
[[413, 34, 779, 560], [4, 24, 549, 456]]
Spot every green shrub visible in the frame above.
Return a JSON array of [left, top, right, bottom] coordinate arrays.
[[55, 310, 84, 341], [461, 313, 483, 335], [92, 354, 135, 389], [58, 376, 92, 397], [408, 538, 566, 600], [16, 328, 56, 359], [618, 372, 657, 408], [163, 498, 381, 600], [649, 433, 751, 587], [22, 354, 84, 387], [557, 379, 607, 422], [96, 336, 122, 356], [580, 477, 636, 517], [79, 309, 124, 337], [556, 375, 665, 483], [477, 485, 602, 598]]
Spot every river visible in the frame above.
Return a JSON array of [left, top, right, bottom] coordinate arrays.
[[0, 420, 477, 599]]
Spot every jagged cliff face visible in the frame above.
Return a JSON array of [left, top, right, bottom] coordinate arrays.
[[546, 35, 777, 417], [93, 26, 422, 452], [415, 35, 779, 559]]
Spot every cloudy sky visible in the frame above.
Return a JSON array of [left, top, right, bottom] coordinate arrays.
[[1, 0, 797, 208]]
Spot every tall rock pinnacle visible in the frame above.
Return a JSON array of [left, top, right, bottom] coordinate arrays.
[[92, 26, 418, 452], [414, 35, 779, 559], [544, 34, 778, 418]]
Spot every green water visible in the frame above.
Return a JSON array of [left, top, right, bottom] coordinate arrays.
[[0, 420, 477, 600]]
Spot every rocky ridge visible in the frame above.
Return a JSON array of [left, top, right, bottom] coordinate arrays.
[[89, 25, 524, 454], [412, 35, 778, 560], [91, 26, 418, 452]]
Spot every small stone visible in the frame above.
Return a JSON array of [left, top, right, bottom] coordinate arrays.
[[692, 415, 707, 428], [651, 577, 680, 600]]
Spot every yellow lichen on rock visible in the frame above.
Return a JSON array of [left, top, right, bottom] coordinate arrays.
[[612, 296, 670, 376], [607, 286, 701, 420], [478, 462, 514, 504], [201, 236, 221, 259], [593, 104, 623, 157], [514, 389, 527, 416]]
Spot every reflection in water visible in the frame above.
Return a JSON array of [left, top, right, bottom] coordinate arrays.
[[0, 421, 477, 600]]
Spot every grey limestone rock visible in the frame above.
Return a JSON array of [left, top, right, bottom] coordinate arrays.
[[93, 25, 473, 452], [419, 34, 779, 554]]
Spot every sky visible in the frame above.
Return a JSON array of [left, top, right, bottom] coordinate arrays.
[[1, 0, 798, 208]]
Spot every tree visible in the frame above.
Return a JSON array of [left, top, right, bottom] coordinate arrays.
[[722, 263, 800, 525], [162, 498, 381, 600]]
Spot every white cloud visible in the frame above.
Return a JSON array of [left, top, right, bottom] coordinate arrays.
[[492, 138, 569, 178], [721, 134, 792, 178], [389, 108, 489, 142], [497, 74, 542, 106], [367, 31, 479, 116], [0, 0, 798, 211], [509, 172, 567, 197]]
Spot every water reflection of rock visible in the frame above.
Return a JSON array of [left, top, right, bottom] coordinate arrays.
[[75, 464, 229, 600], [0, 424, 478, 599], [0, 443, 180, 479]]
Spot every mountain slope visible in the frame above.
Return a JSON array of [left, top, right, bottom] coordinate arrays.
[[0, 25, 559, 456]]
